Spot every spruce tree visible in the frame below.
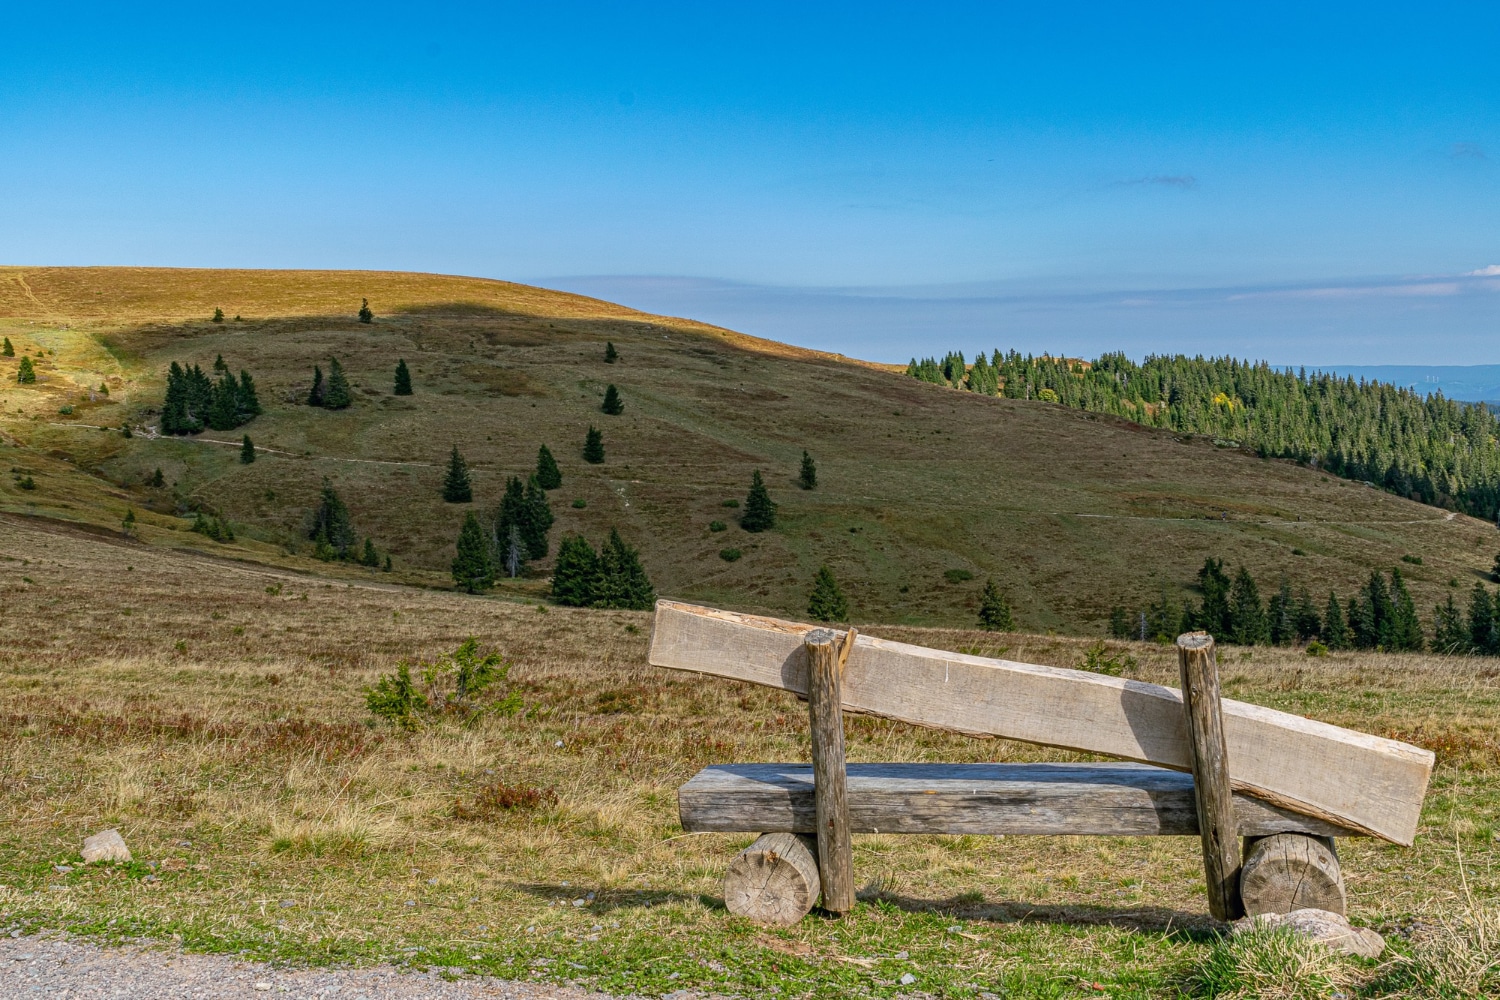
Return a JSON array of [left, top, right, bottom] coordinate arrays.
[[597, 528, 655, 609], [799, 450, 817, 490], [977, 578, 1013, 631], [237, 371, 262, 418], [1227, 566, 1267, 645], [601, 383, 624, 415], [1469, 582, 1496, 655], [307, 365, 326, 407], [208, 368, 240, 430], [495, 477, 529, 569], [161, 362, 192, 433], [521, 476, 554, 559], [535, 444, 562, 490], [1323, 591, 1349, 649], [451, 512, 494, 593], [1491, 551, 1500, 584], [1294, 588, 1322, 641], [309, 480, 356, 558], [358, 298, 374, 324], [212, 308, 224, 323], [1267, 578, 1295, 645], [583, 426, 605, 464], [1432, 594, 1468, 654], [740, 470, 777, 532], [393, 359, 413, 396], [240, 435, 255, 464], [552, 535, 602, 606], [1196, 558, 1232, 637], [604, 341, 618, 363], [149, 468, 165, 488], [121, 508, 136, 537], [807, 565, 849, 622], [442, 446, 473, 503], [1387, 568, 1424, 652], [362, 537, 380, 567], [2, 337, 12, 357], [16, 356, 35, 384], [323, 359, 353, 409]]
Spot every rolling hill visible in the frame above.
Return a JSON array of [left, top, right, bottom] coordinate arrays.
[[1, 265, 1495, 632]]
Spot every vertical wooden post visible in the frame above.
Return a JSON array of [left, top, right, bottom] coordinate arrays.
[[1176, 631, 1244, 921], [805, 627, 854, 915]]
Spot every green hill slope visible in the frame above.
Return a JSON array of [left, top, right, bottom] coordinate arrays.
[[0, 265, 1494, 631]]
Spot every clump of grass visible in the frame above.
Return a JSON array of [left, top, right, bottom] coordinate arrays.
[[1402, 554, 1425, 565], [1078, 640, 1136, 676], [721, 498, 739, 508], [943, 568, 973, 584], [453, 781, 557, 820], [1369, 892, 1500, 999], [719, 548, 742, 562], [708, 520, 726, 532], [1188, 927, 1354, 999]]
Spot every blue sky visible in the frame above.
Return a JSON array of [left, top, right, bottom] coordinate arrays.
[[1, 3, 1496, 363]]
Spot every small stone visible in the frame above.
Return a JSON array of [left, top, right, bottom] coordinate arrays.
[[52, 865, 73, 874], [81, 829, 130, 864], [1232, 908, 1385, 959], [899, 973, 917, 985], [894, 951, 909, 960], [253, 983, 272, 992]]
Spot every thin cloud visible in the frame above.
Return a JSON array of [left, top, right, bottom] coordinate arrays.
[[1117, 174, 1197, 190], [1466, 265, 1500, 277], [1452, 142, 1487, 160]]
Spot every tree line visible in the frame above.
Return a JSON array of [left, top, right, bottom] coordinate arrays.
[[907, 349, 1500, 518], [161, 356, 262, 434], [1104, 557, 1492, 654]]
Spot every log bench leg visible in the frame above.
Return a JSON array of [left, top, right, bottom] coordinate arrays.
[[723, 832, 821, 925], [1239, 832, 1346, 916]]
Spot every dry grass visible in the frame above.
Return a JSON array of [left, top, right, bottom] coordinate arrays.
[[0, 516, 1497, 996]]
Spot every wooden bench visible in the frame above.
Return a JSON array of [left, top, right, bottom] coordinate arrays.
[[680, 761, 1352, 924], [650, 601, 1432, 926]]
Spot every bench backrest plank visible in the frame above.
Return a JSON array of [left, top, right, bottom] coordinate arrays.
[[649, 600, 1433, 845]]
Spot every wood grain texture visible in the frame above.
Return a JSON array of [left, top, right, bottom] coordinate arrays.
[[805, 630, 854, 915], [1178, 632, 1244, 921], [678, 763, 1358, 838], [649, 600, 1433, 844], [1240, 833, 1346, 917], [722, 832, 821, 925]]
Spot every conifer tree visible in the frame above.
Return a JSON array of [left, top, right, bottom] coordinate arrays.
[[1323, 591, 1349, 650], [1387, 567, 1424, 652], [551, 535, 602, 606], [2, 337, 12, 357], [323, 359, 353, 409], [358, 298, 374, 324], [237, 371, 262, 418], [977, 578, 1013, 631], [1108, 605, 1131, 639], [307, 365, 326, 407], [121, 508, 136, 537], [604, 341, 618, 363], [208, 368, 240, 430], [597, 528, 655, 609], [799, 451, 817, 490], [362, 537, 380, 567], [740, 470, 777, 532], [451, 512, 494, 593], [1267, 578, 1295, 645], [535, 444, 562, 490], [1432, 594, 1468, 654], [807, 565, 849, 622], [393, 359, 413, 396], [1469, 582, 1496, 655], [442, 446, 473, 503], [212, 307, 224, 323], [495, 477, 529, 569], [240, 435, 255, 464], [521, 476, 554, 559], [16, 356, 35, 384], [583, 425, 605, 464], [309, 479, 356, 558], [1228, 566, 1267, 645], [1294, 588, 1321, 641], [1196, 558, 1231, 637], [601, 383, 624, 415], [1491, 551, 1500, 584], [149, 468, 165, 488]]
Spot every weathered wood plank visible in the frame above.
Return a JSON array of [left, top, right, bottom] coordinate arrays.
[[805, 629, 853, 915], [679, 763, 1359, 838], [1178, 632, 1243, 920], [649, 600, 1433, 845]]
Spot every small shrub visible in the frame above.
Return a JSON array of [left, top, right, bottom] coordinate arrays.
[[719, 548, 742, 562], [365, 662, 425, 731], [571, 498, 587, 509], [17, 475, 35, 490], [58, 405, 74, 415], [1402, 554, 1424, 565], [453, 782, 557, 820], [721, 498, 739, 508], [1037, 387, 1059, 402], [943, 568, 973, 584], [1078, 640, 1136, 676], [1306, 640, 1329, 657], [708, 520, 726, 532], [366, 638, 521, 729]]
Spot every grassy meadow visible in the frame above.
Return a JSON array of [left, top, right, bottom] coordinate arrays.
[[2, 266, 1499, 634], [1, 516, 1497, 998]]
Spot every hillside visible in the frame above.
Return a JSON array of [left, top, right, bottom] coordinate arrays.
[[1, 265, 1496, 631]]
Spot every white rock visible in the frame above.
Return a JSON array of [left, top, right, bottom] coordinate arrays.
[[1232, 907, 1384, 959], [899, 972, 917, 985], [80, 829, 130, 864]]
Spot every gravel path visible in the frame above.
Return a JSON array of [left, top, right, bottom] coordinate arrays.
[[1, 935, 650, 999]]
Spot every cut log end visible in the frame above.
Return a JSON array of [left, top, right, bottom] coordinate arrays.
[[1176, 631, 1214, 652], [1240, 833, 1346, 917], [723, 832, 820, 925]]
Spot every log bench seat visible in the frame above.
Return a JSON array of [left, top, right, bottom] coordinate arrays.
[[679, 762, 1359, 839]]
